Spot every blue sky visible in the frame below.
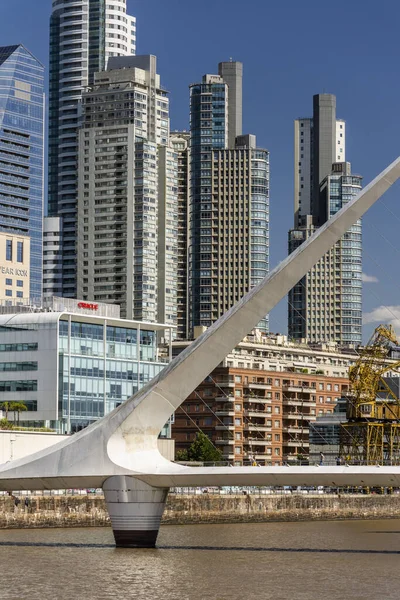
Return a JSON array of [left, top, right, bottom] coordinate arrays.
[[1, 0, 400, 340]]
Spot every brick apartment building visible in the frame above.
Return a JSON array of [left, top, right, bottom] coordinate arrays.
[[172, 330, 353, 465]]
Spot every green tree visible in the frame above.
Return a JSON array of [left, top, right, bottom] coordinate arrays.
[[0, 418, 13, 430], [175, 449, 189, 462], [9, 402, 27, 425], [186, 432, 223, 463], [0, 401, 12, 420]]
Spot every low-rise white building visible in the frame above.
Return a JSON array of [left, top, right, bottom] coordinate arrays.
[[0, 297, 173, 433]]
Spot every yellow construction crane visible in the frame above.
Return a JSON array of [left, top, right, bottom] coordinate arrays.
[[340, 324, 400, 464]]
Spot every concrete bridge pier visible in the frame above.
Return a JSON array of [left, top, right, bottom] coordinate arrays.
[[103, 475, 169, 548]]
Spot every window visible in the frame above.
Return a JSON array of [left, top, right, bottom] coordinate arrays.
[[274, 420, 280, 428], [274, 406, 280, 414], [16, 291, 23, 298], [235, 418, 241, 426], [235, 403, 241, 411], [235, 446, 241, 455], [319, 382, 324, 390], [17, 280, 23, 287], [0, 380, 37, 392], [235, 375, 242, 383], [235, 432, 241, 440], [0, 362, 38, 372], [6, 239, 12, 261], [275, 392, 280, 400], [5, 290, 12, 297], [275, 434, 280, 441], [17, 241, 23, 263], [327, 383, 332, 391], [274, 379, 280, 386], [319, 396, 323, 403], [235, 389, 241, 397], [5, 279, 12, 286], [0, 343, 38, 352], [274, 448, 280, 456]]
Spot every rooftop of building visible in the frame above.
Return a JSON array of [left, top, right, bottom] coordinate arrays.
[[0, 297, 175, 333], [173, 328, 360, 357]]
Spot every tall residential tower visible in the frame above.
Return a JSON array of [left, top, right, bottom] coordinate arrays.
[[288, 94, 362, 345], [48, 0, 136, 297], [76, 56, 178, 326], [188, 63, 269, 335]]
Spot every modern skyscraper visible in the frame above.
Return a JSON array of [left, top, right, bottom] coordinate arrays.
[[288, 94, 362, 345], [169, 131, 190, 340], [189, 64, 269, 335], [0, 45, 44, 299], [218, 61, 243, 147], [48, 0, 136, 298], [76, 56, 177, 325]]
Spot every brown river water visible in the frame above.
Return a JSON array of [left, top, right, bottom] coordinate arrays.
[[1, 519, 400, 599]]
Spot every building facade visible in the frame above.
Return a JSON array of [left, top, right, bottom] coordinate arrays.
[[0, 232, 30, 303], [288, 94, 362, 345], [169, 131, 190, 340], [0, 297, 173, 433], [172, 331, 353, 464], [48, 0, 136, 298], [43, 216, 63, 298], [0, 45, 44, 300], [189, 63, 269, 334], [76, 57, 177, 325]]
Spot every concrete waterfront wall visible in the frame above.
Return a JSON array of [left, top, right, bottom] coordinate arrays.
[[1, 493, 400, 529]]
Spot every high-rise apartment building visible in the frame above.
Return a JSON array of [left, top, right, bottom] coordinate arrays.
[[0, 45, 44, 299], [189, 64, 269, 335], [48, 0, 136, 298], [170, 131, 190, 340], [288, 94, 362, 346], [76, 56, 177, 325]]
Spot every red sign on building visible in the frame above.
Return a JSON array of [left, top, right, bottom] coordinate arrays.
[[77, 302, 99, 311]]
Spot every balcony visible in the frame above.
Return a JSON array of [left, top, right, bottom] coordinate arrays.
[[285, 413, 304, 419], [243, 396, 272, 404], [215, 409, 235, 417], [283, 398, 316, 406], [247, 382, 272, 390], [214, 380, 235, 388], [245, 438, 271, 446], [215, 424, 235, 431], [245, 409, 268, 418], [215, 395, 234, 402], [285, 441, 310, 447], [215, 438, 235, 445], [244, 424, 272, 432], [283, 426, 309, 434]]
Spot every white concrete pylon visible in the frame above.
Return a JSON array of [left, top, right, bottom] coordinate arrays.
[[103, 476, 169, 548]]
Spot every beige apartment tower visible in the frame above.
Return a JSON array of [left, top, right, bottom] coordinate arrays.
[[0, 233, 30, 303]]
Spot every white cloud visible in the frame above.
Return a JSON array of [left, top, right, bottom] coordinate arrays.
[[362, 273, 379, 283], [363, 305, 400, 334]]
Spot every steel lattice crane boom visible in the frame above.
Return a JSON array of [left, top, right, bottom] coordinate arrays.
[[340, 325, 400, 464]]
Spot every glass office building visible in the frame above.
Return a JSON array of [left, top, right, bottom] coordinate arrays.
[[0, 45, 44, 299], [0, 298, 173, 433]]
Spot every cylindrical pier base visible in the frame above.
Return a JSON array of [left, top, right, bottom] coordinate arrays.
[[103, 475, 169, 548]]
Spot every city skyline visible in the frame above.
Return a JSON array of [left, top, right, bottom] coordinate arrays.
[[0, 0, 399, 340]]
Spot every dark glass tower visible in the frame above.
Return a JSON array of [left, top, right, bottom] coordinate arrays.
[[0, 45, 44, 298]]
